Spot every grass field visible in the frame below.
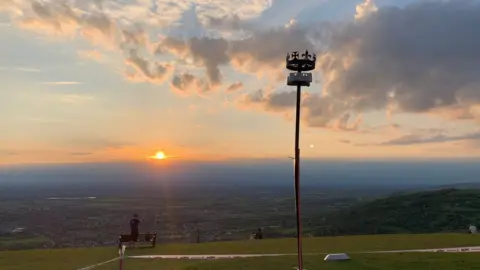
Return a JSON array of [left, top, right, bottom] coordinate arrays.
[[103, 253, 480, 270], [0, 235, 50, 250], [1, 233, 480, 270]]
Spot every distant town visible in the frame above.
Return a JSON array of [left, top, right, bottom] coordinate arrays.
[[0, 186, 362, 250]]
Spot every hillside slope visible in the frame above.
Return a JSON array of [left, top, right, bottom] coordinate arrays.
[[316, 188, 480, 236]]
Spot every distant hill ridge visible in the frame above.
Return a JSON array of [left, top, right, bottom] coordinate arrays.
[[315, 188, 480, 236]]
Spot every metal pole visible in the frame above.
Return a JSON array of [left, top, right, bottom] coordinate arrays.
[[119, 244, 126, 270], [294, 82, 303, 270], [287, 50, 315, 270]]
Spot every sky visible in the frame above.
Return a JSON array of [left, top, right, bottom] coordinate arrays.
[[2, 0, 480, 165]]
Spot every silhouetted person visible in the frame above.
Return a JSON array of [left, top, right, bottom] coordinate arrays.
[[254, 228, 263, 240], [130, 214, 140, 246]]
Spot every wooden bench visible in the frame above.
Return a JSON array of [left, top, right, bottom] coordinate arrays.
[[118, 232, 157, 248]]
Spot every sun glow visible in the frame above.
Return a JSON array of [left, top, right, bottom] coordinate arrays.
[[151, 151, 167, 160]]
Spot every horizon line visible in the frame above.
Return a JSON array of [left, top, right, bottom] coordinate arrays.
[[2, 156, 480, 169]]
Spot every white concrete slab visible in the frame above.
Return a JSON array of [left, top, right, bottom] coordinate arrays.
[[324, 253, 350, 261]]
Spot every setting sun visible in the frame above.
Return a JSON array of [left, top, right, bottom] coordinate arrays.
[[152, 151, 167, 160]]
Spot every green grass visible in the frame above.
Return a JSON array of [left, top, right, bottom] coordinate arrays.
[[0, 248, 116, 270], [99, 253, 480, 270], [0, 235, 50, 249], [125, 233, 480, 255], [1, 234, 480, 269]]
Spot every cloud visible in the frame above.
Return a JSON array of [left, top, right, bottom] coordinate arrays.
[[331, 113, 363, 132], [238, 88, 362, 129], [125, 49, 173, 84], [205, 14, 251, 32], [78, 50, 103, 61], [226, 82, 243, 92], [355, 0, 378, 20], [14, 67, 40, 72], [6, 0, 480, 131], [63, 138, 133, 150], [158, 36, 229, 85], [228, 24, 317, 79], [157, 23, 319, 85], [301, 94, 355, 129], [238, 89, 297, 113], [0, 66, 41, 72], [2, 0, 315, 96], [69, 152, 93, 156], [379, 132, 480, 146], [205, 0, 320, 31], [0, 0, 14, 9], [19, 1, 81, 37], [170, 73, 212, 96], [311, 0, 480, 123], [150, 0, 271, 29], [185, 37, 229, 85], [0, 150, 19, 157], [15, 0, 166, 51], [42, 81, 83, 85], [359, 123, 402, 135], [179, 0, 271, 25], [5, 1, 164, 79], [236, 0, 480, 129]]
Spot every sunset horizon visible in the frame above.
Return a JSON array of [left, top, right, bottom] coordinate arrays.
[[3, 0, 480, 166]]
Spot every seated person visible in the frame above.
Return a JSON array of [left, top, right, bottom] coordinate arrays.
[[254, 228, 263, 240], [130, 214, 140, 245]]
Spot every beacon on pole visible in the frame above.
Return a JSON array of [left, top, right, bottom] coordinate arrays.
[[286, 50, 316, 270]]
